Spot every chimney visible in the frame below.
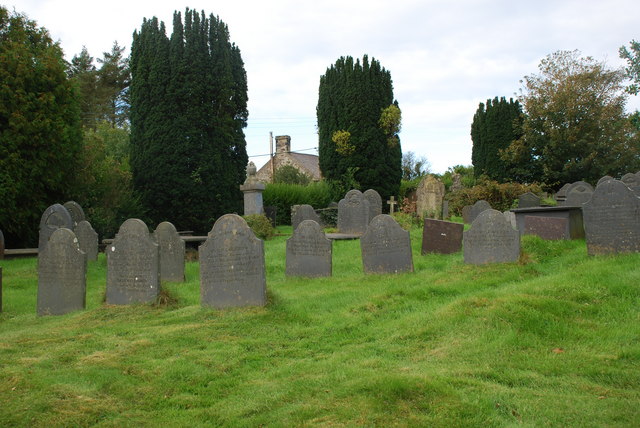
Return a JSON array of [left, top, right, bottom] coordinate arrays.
[[275, 135, 291, 154]]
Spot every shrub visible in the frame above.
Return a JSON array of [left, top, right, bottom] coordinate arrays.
[[446, 179, 543, 216], [243, 214, 275, 240], [263, 181, 333, 225], [392, 212, 422, 231], [273, 165, 311, 185]]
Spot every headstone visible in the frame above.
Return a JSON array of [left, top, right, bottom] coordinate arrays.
[[421, 218, 463, 255], [63, 201, 86, 228], [463, 209, 520, 265], [503, 211, 517, 230], [518, 192, 541, 208], [621, 172, 640, 194], [199, 214, 266, 308], [462, 205, 473, 224], [597, 175, 614, 187], [566, 181, 594, 196], [264, 206, 277, 228], [564, 182, 594, 206], [582, 179, 640, 255], [154, 221, 185, 283], [469, 200, 492, 224], [416, 175, 445, 219], [360, 214, 413, 274], [75, 220, 98, 261], [450, 173, 463, 192], [442, 200, 449, 219], [554, 183, 571, 205], [38, 204, 74, 250], [240, 161, 266, 215], [0, 229, 4, 260], [286, 220, 332, 277], [337, 190, 370, 235], [37, 228, 86, 316], [291, 204, 322, 231], [106, 219, 160, 305], [363, 189, 382, 221], [386, 196, 398, 214], [524, 216, 568, 240]]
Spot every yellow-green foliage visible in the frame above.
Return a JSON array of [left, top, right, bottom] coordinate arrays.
[[447, 179, 542, 215], [243, 214, 275, 240], [332, 130, 355, 156]]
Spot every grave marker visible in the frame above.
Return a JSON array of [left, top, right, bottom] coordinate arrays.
[[462, 205, 473, 224], [387, 196, 398, 214], [38, 204, 74, 250], [469, 200, 491, 224], [286, 220, 332, 277], [421, 218, 463, 255], [63, 201, 86, 229], [154, 221, 185, 282], [75, 220, 98, 261], [363, 189, 383, 222], [361, 215, 413, 274], [518, 192, 541, 208], [416, 175, 445, 219], [291, 204, 322, 232], [463, 209, 520, 265], [337, 190, 370, 235], [565, 183, 594, 206], [621, 172, 640, 194]]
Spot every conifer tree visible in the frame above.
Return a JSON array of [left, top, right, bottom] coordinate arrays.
[[317, 55, 402, 202]]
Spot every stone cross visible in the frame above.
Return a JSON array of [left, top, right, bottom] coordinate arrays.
[[387, 196, 397, 214]]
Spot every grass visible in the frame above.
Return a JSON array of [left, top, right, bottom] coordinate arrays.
[[0, 227, 639, 427]]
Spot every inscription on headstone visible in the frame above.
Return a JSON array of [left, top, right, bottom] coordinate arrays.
[[75, 220, 98, 261], [524, 216, 568, 240], [363, 189, 382, 222], [199, 214, 266, 308], [337, 190, 370, 235], [361, 215, 413, 274], [63, 201, 86, 229], [38, 204, 74, 250], [583, 180, 640, 255], [106, 219, 160, 305], [518, 192, 541, 208], [154, 221, 185, 283], [37, 228, 86, 316], [286, 220, 332, 277], [421, 218, 463, 255], [463, 209, 520, 265], [291, 204, 322, 232]]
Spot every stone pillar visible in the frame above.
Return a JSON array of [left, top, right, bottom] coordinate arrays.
[[240, 162, 266, 216]]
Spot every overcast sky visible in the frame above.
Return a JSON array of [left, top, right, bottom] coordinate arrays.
[[13, 0, 640, 173]]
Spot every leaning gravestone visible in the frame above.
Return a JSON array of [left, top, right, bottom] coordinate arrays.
[[337, 190, 370, 235], [0, 229, 4, 260], [416, 175, 445, 219], [421, 218, 463, 255], [154, 221, 185, 283], [106, 219, 159, 305], [363, 189, 383, 222], [621, 172, 640, 194], [37, 228, 86, 316], [286, 220, 332, 277], [291, 204, 322, 231], [38, 204, 74, 250], [75, 220, 98, 261], [361, 215, 413, 274], [464, 209, 520, 265], [518, 192, 541, 208], [564, 182, 594, 206], [63, 201, 86, 229], [582, 180, 640, 255], [199, 214, 266, 308], [469, 200, 492, 224]]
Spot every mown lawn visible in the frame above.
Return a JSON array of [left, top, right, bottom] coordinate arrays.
[[0, 227, 639, 427]]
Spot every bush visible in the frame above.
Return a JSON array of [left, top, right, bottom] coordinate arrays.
[[243, 214, 275, 240], [263, 181, 333, 225], [392, 212, 422, 231], [273, 165, 312, 185], [446, 179, 543, 216]]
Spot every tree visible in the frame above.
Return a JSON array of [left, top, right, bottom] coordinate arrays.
[[502, 50, 640, 186], [130, 9, 248, 233], [0, 7, 82, 247], [273, 165, 311, 185], [317, 55, 402, 202], [471, 97, 523, 182], [401, 151, 431, 181], [619, 40, 640, 95]]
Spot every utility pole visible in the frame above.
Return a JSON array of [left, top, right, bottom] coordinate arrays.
[[269, 131, 274, 182]]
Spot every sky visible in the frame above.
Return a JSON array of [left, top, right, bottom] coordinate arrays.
[[13, 0, 640, 173]]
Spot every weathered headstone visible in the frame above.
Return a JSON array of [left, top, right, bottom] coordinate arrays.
[[462, 205, 473, 224], [421, 218, 463, 255], [106, 219, 159, 305], [63, 201, 86, 229], [564, 182, 594, 206], [264, 205, 277, 228], [583, 180, 640, 255], [337, 190, 370, 235], [518, 192, 541, 208], [75, 220, 98, 261], [621, 172, 640, 194], [240, 161, 266, 215], [154, 221, 185, 283], [37, 228, 86, 316], [0, 229, 4, 260], [442, 200, 449, 219], [554, 183, 571, 205], [524, 216, 568, 240], [286, 220, 332, 277], [38, 204, 74, 250], [199, 214, 266, 308], [361, 214, 413, 274], [416, 175, 445, 219], [469, 200, 492, 224], [363, 189, 383, 222], [291, 204, 322, 231], [463, 209, 520, 265], [566, 181, 594, 196], [450, 173, 463, 192], [597, 175, 614, 186], [503, 211, 517, 230]]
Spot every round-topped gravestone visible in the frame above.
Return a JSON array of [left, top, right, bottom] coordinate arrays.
[[621, 172, 640, 194], [597, 175, 614, 187], [63, 201, 86, 228], [154, 221, 185, 283], [286, 220, 332, 277], [337, 190, 370, 235], [565, 182, 594, 206], [360, 214, 413, 274], [75, 220, 98, 261], [469, 200, 491, 224], [463, 209, 520, 265], [566, 181, 594, 196], [363, 189, 383, 221], [291, 204, 322, 231], [38, 204, 74, 250]]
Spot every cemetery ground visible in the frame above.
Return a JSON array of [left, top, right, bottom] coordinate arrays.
[[1, 227, 639, 426]]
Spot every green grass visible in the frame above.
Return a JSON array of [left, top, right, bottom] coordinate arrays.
[[1, 228, 639, 427]]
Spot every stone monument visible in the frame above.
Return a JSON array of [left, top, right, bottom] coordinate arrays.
[[416, 175, 445, 219], [337, 190, 370, 235], [75, 220, 98, 261], [363, 189, 383, 222], [360, 215, 413, 274], [463, 209, 520, 265], [154, 221, 185, 283], [63, 201, 86, 229], [38, 204, 74, 250], [421, 219, 463, 255], [291, 205, 323, 231], [286, 220, 332, 277], [240, 161, 266, 215]]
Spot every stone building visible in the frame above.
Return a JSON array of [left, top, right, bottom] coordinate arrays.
[[256, 135, 321, 182]]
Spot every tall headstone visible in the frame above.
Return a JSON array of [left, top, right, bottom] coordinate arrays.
[[37, 228, 86, 316], [518, 192, 541, 208], [416, 175, 445, 219], [63, 201, 86, 229], [361, 215, 413, 274], [75, 220, 98, 262], [199, 214, 266, 308], [0, 229, 4, 260], [106, 219, 159, 305], [421, 218, 463, 255], [38, 204, 74, 250], [240, 161, 266, 215], [463, 209, 520, 265], [469, 200, 492, 224], [564, 182, 594, 206], [291, 204, 322, 231], [582, 180, 640, 255], [286, 220, 332, 277], [154, 221, 185, 283], [337, 190, 370, 235], [621, 172, 640, 194], [363, 189, 383, 221]]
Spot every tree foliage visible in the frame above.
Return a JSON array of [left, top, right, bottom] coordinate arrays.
[[273, 164, 311, 185], [130, 9, 248, 233], [0, 8, 82, 247], [401, 151, 430, 181], [503, 50, 640, 186], [471, 97, 523, 182], [317, 55, 402, 202], [619, 40, 640, 96]]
